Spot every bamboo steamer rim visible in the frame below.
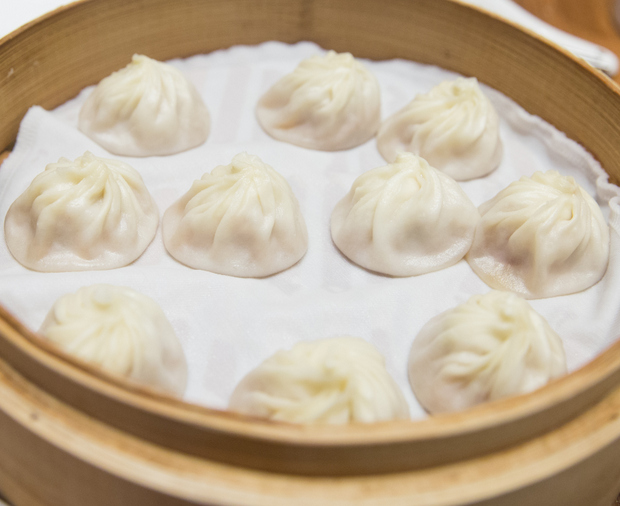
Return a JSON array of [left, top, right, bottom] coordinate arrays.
[[0, 0, 619, 477]]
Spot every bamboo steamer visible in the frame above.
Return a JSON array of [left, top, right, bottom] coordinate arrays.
[[1, 0, 620, 504]]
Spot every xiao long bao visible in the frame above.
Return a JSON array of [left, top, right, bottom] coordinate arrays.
[[331, 152, 480, 276], [79, 54, 210, 156], [467, 170, 610, 299], [377, 77, 502, 180], [408, 291, 567, 414], [229, 337, 410, 424], [256, 51, 381, 151], [39, 284, 188, 397], [162, 152, 308, 277], [4, 151, 159, 272]]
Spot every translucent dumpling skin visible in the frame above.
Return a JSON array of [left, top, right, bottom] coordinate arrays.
[[40, 284, 188, 396], [162, 153, 308, 277], [377, 77, 502, 180], [466, 170, 610, 299], [230, 337, 410, 424], [4, 151, 159, 272], [331, 152, 480, 276], [408, 291, 567, 414], [256, 51, 381, 151], [79, 55, 210, 156]]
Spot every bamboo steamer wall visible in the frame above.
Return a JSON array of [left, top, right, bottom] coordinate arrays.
[[1, 0, 620, 505]]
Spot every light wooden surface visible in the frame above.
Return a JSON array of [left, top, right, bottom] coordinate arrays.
[[0, 0, 620, 504]]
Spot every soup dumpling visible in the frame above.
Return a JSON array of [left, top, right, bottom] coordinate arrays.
[[331, 152, 480, 276], [79, 54, 210, 156], [4, 151, 159, 272], [40, 284, 188, 396], [408, 291, 566, 414], [256, 51, 381, 151], [230, 337, 410, 424], [466, 170, 610, 299], [377, 77, 502, 181], [163, 153, 308, 277]]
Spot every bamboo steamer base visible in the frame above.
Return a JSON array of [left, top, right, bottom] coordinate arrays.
[[1, 352, 620, 506], [0, 352, 620, 506], [1, 0, 620, 504]]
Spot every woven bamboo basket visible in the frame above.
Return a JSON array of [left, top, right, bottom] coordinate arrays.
[[1, 0, 620, 504]]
